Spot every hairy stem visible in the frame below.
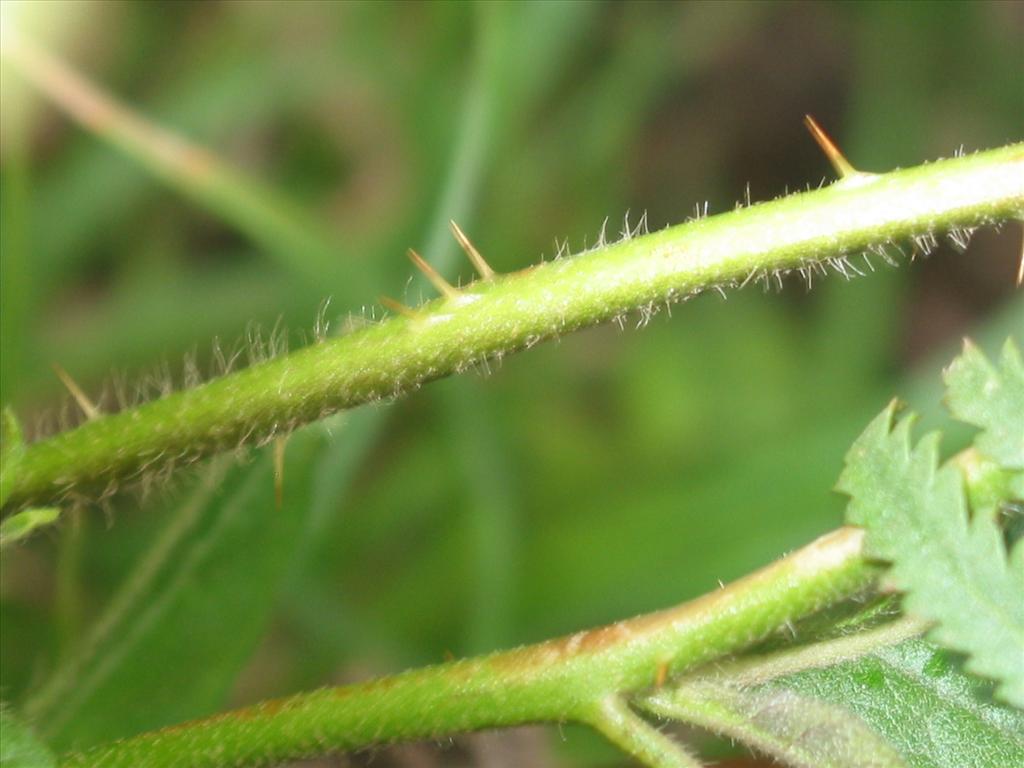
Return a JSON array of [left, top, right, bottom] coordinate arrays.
[[59, 527, 873, 767], [588, 695, 703, 768], [5, 144, 1023, 509]]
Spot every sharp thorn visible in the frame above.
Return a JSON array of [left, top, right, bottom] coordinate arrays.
[[407, 248, 459, 299], [379, 295, 418, 319], [449, 220, 495, 280], [804, 115, 858, 179], [655, 661, 668, 688], [52, 363, 100, 420]]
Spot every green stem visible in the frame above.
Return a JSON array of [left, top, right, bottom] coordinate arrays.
[[59, 527, 874, 767], [587, 695, 702, 768], [6, 144, 1023, 509]]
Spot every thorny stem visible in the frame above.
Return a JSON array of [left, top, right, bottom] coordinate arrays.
[[4, 144, 1023, 510], [59, 527, 874, 767]]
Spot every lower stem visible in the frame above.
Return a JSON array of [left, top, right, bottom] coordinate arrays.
[[60, 527, 875, 767], [588, 695, 702, 768]]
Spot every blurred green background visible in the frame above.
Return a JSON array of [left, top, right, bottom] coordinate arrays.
[[1, 1, 1021, 765]]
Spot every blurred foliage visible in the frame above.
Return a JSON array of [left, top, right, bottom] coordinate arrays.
[[0, 1, 1021, 765]]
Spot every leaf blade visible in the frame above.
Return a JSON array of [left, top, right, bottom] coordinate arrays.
[[944, 339, 1024, 469], [837, 403, 1024, 706], [644, 678, 908, 768], [778, 639, 1024, 768]]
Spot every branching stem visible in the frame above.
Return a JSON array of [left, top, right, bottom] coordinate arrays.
[[5, 144, 1023, 510], [59, 527, 874, 767], [588, 695, 702, 768]]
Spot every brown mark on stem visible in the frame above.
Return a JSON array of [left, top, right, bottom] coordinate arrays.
[[496, 527, 867, 671]]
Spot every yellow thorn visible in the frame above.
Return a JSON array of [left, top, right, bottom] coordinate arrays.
[[655, 661, 668, 688], [804, 115, 858, 179], [51, 363, 100, 421], [273, 436, 287, 509], [449, 220, 495, 280], [379, 295, 418, 319], [407, 248, 459, 299]]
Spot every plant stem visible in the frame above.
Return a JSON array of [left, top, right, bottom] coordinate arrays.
[[588, 695, 703, 768], [59, 527, 874, 767], [6, 144, 1023, 509]]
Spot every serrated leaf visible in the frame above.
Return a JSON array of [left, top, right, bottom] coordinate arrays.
[[0, 706, 56, 768], [777, 638, 1024, 768], [645, 678, 907, 768], [0, 508, 60, 550], [23, 408, 379, 750], [944, 338, 1024, 469], [640, 615, 1021, 768], [837, 403, 1024, 706]]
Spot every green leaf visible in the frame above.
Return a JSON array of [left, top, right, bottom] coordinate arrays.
[[837, 403, 1024, 706], [944, 338, 1024, 469], [645, 678, 907, 768], [0, 706, 56, 768], [777, 638, 1024, 768], [641, 615, 1022, 768], [0, 508, 60, 550], [23, 409, 379, 750]]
